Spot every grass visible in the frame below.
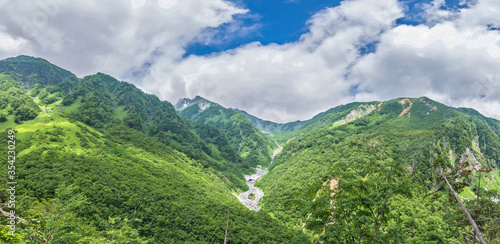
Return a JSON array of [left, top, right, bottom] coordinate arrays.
[[459, 170, 500, 201], [62, 98, 82, 114], [1, 104, 107, 157], [0, 113, 17, 129]]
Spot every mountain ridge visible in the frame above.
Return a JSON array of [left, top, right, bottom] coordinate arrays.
[[175, 95, 277, 168], [0, 55, 307, 243], [2, 55, 500, 243]]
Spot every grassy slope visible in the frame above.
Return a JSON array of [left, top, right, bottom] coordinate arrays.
[[460, 170, 500, 201]]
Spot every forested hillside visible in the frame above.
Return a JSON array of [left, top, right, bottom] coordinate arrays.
[[1, 55, 500, 243], [233, 102, 363, 143], [256, 97, 500, 243], [176, 96, 276, 168], [0, 56, 308, 243]]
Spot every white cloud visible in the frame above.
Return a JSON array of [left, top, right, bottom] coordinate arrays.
[[140, 0, 404, 122], [0, 27, 29, 53], [349, 0, 500, 120], [0, 0, 245, 77], [418, 0, 459, 25], [1, 0, 500, 122]]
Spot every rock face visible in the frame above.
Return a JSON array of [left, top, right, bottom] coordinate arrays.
[[198, 101, 210, 112], [333, 104, 376, 126], [398, 98, 412, 117]]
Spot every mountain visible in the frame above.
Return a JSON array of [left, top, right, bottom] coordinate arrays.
[[255, 97, 500, 242], [231, 108, 308, 135], [233, 102, 363, 141], [176, 96, 277, 168], [2, 55, 499, 243], [0, 56, 307, 243], [0, 55, 79, 95]]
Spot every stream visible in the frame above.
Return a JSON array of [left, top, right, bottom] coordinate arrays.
[[235, 141, 282, 211]]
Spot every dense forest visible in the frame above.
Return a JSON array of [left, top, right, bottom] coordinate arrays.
[[1, 55, 499, 243], [176, 96, 277, 169], [0, 56, 306, 243], [256, 97, 500, 243]]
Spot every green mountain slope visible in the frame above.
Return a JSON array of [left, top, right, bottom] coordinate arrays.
[[176, 96, 276, 168], [256, 97, 500, 242], [233, 103, 364, 145], [0, 56, 308, 243], [2, 55, 499, 243]]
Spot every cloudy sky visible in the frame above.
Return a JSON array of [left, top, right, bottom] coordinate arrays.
[[1, 0, 500, 123]]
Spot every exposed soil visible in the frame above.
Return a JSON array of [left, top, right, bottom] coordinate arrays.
[[398, 98, 412, 117]]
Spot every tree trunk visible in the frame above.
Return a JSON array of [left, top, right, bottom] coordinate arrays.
[[442, 175, 486, 244], [224, 201, 230, 244], [474, 172, 482, 244]]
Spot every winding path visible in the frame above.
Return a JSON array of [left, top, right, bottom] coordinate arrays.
[[235, 141, 282, 211]]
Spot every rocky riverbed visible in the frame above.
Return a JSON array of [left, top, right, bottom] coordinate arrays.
[[235, 141, 282, 211]]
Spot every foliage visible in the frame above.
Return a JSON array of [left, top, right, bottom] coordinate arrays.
[[0, 55, 79, 94], [306, 159, 415, 243], [178, 98, 276, 168], [257, 97, 500, 242], [2, 57, 500, 243], [0, 56, 309, 242], [0, 73, 40, 123], [21, 185, 89, 243]]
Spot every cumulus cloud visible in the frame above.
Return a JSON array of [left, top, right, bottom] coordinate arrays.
[[1, 0, 500, 122], [0, 0, 245, 77], [350, 0, 500, 120], [0, 27, 29, 53], [140, 0, 404, 122], [140, 0, 499, 122]]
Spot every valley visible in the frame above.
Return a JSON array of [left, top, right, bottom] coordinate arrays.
[[236, 141, 282, 211], [0, 55, 499, 243]]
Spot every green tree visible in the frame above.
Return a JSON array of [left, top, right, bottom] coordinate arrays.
[[306, 159, 414, 243], [22, 185, 88, 243]]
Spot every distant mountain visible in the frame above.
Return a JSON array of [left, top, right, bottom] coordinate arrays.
[[233, 102, 362, 137], [174, 95, 207, 110], [231, 108, 306, 135], [176, 96, 276, 168]]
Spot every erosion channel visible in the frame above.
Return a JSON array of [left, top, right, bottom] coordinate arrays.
[[235, 141, 282, 211]]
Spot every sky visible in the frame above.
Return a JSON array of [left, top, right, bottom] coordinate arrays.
[[1, 0, 500, 123]]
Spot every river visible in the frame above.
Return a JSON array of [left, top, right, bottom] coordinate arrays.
[[235, 141, 282, 211]]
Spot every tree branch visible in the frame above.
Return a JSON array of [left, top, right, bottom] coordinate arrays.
[[0, 207, 26, 222], [224, 201, 230, 244], [443, 175, 486, 244]]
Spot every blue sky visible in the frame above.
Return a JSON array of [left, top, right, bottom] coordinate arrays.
[[1, 0, 499, 122], [185, 0, 344, 56], [185, 0, 476, 56]]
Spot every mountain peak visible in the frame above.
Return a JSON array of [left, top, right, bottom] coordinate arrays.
[[3, 55, 49, 63], [175, 95, 211, 110]]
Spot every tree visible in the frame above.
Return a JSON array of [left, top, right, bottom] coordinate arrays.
[[432, 157, 487, 244], [305, 159, 414, 243], [22, 185, 88, 243], [447, 169, 500, 243], [0, 113, 6, 123]]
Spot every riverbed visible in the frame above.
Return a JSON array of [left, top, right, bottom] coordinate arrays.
[[235, 141, 282, 211]]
